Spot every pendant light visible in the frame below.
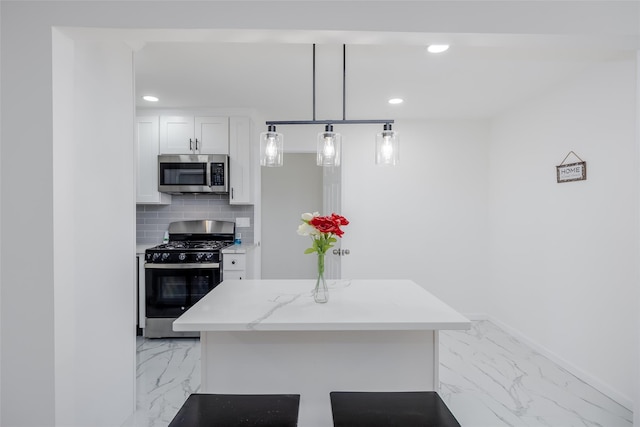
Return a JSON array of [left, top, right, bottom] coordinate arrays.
[[317, 124, 341, 166], [262, 44, 397, 168], [375, 123, 399, 166], [259, 125, 283, 167]]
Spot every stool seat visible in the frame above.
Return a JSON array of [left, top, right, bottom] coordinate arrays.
[[330, 391, 461, 427], [168, 393, 301, 427]]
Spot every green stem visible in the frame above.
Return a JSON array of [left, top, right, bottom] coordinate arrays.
[[317, 252, 325, 276]]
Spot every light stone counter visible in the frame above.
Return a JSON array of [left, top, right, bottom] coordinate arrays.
[[173, 279, 469, 332], [173, 279, 470, 427], [220, 243, 253, 254]]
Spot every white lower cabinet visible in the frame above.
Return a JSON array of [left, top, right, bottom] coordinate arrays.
[[223, 252, 246, 280], [223, 270, 244, 280]]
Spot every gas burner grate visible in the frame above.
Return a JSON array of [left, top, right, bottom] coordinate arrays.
[[157, 241, 188, 250], [150, 240, 233, 252], [191, 241, 233, 250]]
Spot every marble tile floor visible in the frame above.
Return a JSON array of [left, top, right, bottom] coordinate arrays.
[[439, 321, 631, 427], [123, 320, 632, 427]]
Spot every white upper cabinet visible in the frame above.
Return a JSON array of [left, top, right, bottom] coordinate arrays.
[[136, 116, 171, 205], [195, 116, 229, 154], [160, 115, 229, 155], [229, 116, 253, 205]]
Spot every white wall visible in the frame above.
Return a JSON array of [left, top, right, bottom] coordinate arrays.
[[2, 4, 57, 424], [0, 2, 3, 421], [636, 48, 640, 427], [488, 57, 638, 407], [341, 121, 491, 314], [52, 35, 136, 426], [0, 2, 638, 426]]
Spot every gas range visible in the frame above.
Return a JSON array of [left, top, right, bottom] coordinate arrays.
[[144, 220, 236, 265], [143, 219, 236, 338], [145, 240, 233, 264]]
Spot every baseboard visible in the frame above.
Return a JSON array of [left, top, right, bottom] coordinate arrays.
[[486, 315, 633, 411]]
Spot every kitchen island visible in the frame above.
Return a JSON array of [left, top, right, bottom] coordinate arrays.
[[173, 279, 470, 427]]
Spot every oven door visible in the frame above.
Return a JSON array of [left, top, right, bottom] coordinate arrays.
[[145, 263, 221, 318]]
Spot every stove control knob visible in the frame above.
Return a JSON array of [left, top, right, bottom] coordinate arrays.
[[195, 253, 204, 261], [179, 253, 186, 261], [152, 253, 161, 261], [205, 253, 214, 261], [162, 253, 170, 261]]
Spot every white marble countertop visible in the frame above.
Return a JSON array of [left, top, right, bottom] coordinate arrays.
[[173, 279, 470, 332], [221, 243, 254, 254]]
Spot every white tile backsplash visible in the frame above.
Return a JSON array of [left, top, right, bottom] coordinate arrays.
[[136, 194, 253, 244]]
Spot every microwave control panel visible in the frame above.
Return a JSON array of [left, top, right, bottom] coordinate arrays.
[[211, 162, 226, 186]]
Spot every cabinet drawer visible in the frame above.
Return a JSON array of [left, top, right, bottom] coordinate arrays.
[[223, 271, 244, 280], [223, 254, 246, 271]]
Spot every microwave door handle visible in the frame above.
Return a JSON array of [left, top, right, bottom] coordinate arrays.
[[206, 162, 212, 187]]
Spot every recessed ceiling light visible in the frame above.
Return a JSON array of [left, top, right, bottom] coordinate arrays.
[[427, 44, 450, 54], [142, 95, 159, 102], [388, 98, 404, 105]]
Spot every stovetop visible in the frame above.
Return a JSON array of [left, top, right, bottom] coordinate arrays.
[[145, 240, 233, 264], [144, 220, 236, 264], [151, 240, 232, 251]]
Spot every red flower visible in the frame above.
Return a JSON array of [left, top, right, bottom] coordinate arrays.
[[300, 212, 349, 256], [330, 213, 349, 227], [309, 213, 348, 237], [310, 216, 339, 234]]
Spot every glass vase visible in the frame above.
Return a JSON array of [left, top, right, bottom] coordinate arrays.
[[313, 252, 329, 303]]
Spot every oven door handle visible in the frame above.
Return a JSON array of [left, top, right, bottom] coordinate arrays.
[[145, 262, 220, 269]]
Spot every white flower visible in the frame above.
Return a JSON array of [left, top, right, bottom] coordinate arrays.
[[301, 212, 319, 222], [297, 222, 319, 236]]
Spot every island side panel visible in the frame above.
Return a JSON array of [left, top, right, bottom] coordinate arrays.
[[200, 329, 437, 427], [433, 330, 439, 389]]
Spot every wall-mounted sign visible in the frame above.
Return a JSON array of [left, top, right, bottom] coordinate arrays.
[[556, 151, 586, 183]]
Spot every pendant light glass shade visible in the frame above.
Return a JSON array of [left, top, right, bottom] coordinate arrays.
[[260, 125, 284, 167], [375, 123, 399, 166], [317, 124, 341, 167]]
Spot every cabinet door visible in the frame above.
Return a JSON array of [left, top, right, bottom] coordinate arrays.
[[136, 116, 171, 204], [195, 116, 229, 154], [229, 116, 253, 204], [159, 116, 195, 154]]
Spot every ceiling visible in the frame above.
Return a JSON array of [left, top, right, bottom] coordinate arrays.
[[134, 38, 632, 122]]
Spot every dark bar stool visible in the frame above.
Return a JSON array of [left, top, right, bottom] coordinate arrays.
[[330, 391, 461, 427], [168, 393, 301, 427]]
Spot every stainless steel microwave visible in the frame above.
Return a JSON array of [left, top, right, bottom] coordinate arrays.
[[158, 154, 229, 194]]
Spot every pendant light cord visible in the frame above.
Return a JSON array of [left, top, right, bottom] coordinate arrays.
[[266, 43, 393, 127], [343, 44, 346, 121], [313, 44, 316, 122], [313, 44, 347, 122]]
